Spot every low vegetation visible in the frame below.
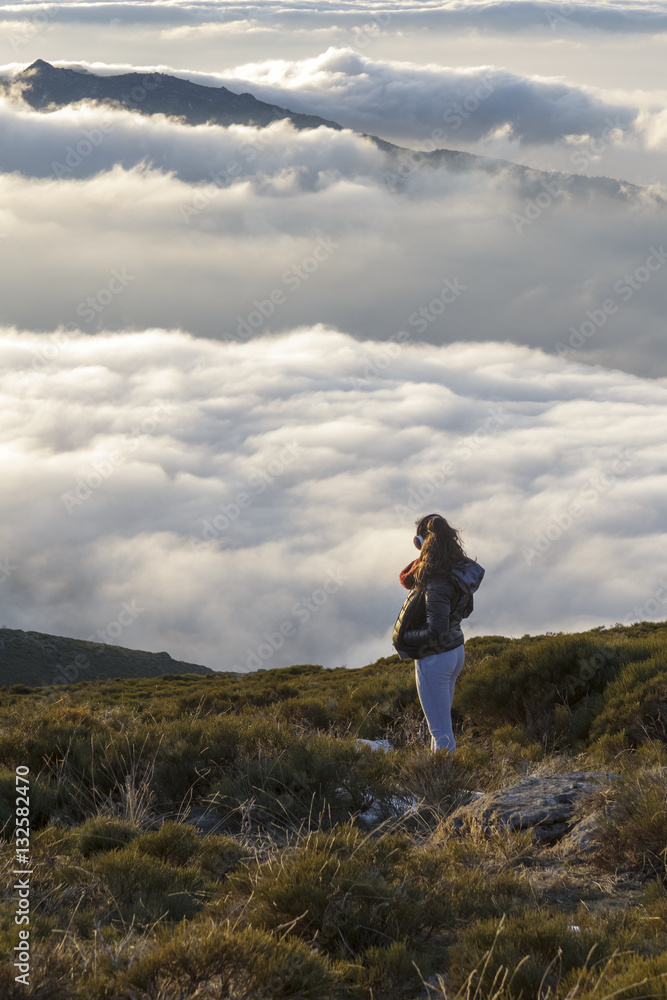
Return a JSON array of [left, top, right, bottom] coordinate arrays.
[[0, 620, 666, 998]]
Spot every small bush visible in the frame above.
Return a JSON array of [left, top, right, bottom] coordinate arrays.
[[227, 824, 454, 960], [560, 940, 667, 1000], [456, 634, 628, 747], [345, 940, 424, 997], [199, 834, 247, 879], [121, 918, 339, 999], [210, 733, 393, 829], [447, 910, 607, 999], [77, 816, 140, 856], [590, 654, 667, 744], [0, 768, 59, 836], [133, 820, 201, 866], [93, 847, 204, 921], [594, 768, 667, 874]]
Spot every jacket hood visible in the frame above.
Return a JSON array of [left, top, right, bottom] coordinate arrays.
[[450, 557, 485, 594]]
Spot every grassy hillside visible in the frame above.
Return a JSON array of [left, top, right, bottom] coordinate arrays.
[[0, 627, 214, 687], [1, 620, 666, 998]]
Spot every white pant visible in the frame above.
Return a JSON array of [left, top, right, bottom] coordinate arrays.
[[415, 644, 465, 752]]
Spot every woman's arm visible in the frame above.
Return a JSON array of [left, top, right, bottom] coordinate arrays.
[[401, 578, 453, 646]]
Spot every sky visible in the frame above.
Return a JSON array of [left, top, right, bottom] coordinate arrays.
[[1, 0, 666, 672]]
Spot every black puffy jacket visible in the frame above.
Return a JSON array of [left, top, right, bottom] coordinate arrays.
[[392, 557, 484, 661]]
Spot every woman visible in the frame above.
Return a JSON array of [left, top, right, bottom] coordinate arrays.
[[392, 513, 484, 753]]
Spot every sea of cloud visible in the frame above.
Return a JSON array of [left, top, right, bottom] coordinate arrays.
[[5, 48, 667, 183], [3, 2, 667, 102], [1, 6, 666, 669], [3, 1, 667, 33], [0, 95, 665, 375], [2, 325, 666, 671]]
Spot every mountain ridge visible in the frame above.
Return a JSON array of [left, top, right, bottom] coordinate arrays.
[[11, 58, 346, 133], [0, 626, 216, 688], [3, 59, 647, 201]]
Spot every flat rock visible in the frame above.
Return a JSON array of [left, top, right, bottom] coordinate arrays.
[[448, 771, 616, 844], [558, 811, 604, 855]]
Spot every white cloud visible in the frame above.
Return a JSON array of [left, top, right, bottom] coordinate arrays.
[[0, 93, 386, 182], [208, 47, 640, 146], [0, 30, 666, 678], [0, 104, 666, 376], [1, 325, 666, 672], [7, 53, 667, 187], [1, 51, 643, 147], [3, 1, 667, 34]]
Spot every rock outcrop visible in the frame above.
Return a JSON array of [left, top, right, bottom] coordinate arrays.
[[448, 771, 616, 846]]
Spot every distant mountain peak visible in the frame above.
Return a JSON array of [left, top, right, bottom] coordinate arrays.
[[10, 58, 345, 133], [0, 626, 216, 687], [25, 58, 53, 72], [6, 59, 646, 200]]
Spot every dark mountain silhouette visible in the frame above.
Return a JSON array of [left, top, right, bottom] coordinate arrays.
[[0, 626, 216, 688], [4, 59, 648, 202], [11, 58, 345, 132]]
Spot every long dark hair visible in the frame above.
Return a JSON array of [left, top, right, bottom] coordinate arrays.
[[413, 513, 466, 590]]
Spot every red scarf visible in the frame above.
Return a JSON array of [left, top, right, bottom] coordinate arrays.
[[400, 558, 420, 590]]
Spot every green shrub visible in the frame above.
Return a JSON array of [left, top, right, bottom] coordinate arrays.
[[121, 918, 339, 998], [345, 940, 424, 997], [0, 768, 59, 836], [393, 745, 478, 809], [133, 820, 201, 866], [594, 768, 667, 874], [563, 952, 667, 1000], [447, 910, 607, 999], [4, 622, 667, 999], [274, 696, 333, 728], [77, 816, 140, 856], [93, 846, 203, 921], [456, 634, 628, 747], [210, 733, 393, 829], [199, 834, 247, 879], [227, 824, 452, 958], [589, 655, 667, 744], [32, 823, 78, 857]]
